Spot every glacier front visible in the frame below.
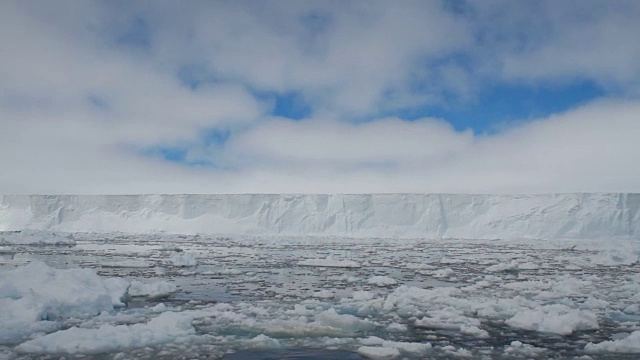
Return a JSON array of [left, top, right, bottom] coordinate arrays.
[[0, 194, 638, 239]]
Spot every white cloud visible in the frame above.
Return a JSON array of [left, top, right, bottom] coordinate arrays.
[[0, 0, 639, 194], [199, 100, 640, 194], [3, 98, 638, 194], [1, 2, 267, 142], [471, 0, 640, 88], [140, 0, 473, 115], [224, 117, 473, 166]]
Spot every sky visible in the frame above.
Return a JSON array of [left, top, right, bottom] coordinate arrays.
[[1, 0, 639, 194]]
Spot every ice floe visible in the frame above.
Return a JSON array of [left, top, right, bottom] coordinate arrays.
[[16, 311, 196, 354], [298, 255, 361, 268], [505, 305, 599, 335], [367, 275, 397, 286], [169, 252, 198, 267], [128, 280, 177, 299], [0, 261, 126, 344], [585, 331, 640, 353]]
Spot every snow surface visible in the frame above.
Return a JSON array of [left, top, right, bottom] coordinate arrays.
[[1, 193, 639, 239]]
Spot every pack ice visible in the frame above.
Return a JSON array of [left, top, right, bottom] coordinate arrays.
[[1, 193, 639, 239], [1, 193, 640, 359]]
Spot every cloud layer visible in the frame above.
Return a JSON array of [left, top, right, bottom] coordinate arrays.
[[1, 0, 639, 194]]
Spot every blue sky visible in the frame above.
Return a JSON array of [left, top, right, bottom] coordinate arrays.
[[245, 79, 605, 133], [412, 80, 605, 133], [1, 0, 639, 194]]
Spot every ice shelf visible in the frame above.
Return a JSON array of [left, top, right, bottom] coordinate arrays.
[[0, 194, 638, 239]]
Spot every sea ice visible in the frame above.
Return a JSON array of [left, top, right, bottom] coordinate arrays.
[[358, 336, 432, 354], [315, 308, 377, 332], [128, 280, 177, 299], [357, 346, 401, 359], [367, 276, 397, 287], [1, 227, 637, 358], [504, 340, 547, 356], [460, 324, 489, 338], [298, 256, 361, 268], [103, 259, 152, 268], [169, 252, 198, 267], [414, 307, 482, 330], [585, 331, 640, 353], [506, 305, 599, 335], [383, 285, 462, 312], [246, 334, 282, 349], [0, 261, 127, 344], [16, 311, 196, 354], [0, 230, 75, 245]]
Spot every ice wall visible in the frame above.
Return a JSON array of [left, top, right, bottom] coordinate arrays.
[[0, 194, 638, 239]]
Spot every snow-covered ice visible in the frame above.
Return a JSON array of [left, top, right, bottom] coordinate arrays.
[[2, 193, 639, 240]]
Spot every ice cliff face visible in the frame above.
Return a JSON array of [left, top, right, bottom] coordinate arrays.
[[0, 194, 638, 239]]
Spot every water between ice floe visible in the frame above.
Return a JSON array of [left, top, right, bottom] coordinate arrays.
[[1, 232, 640, 359]]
